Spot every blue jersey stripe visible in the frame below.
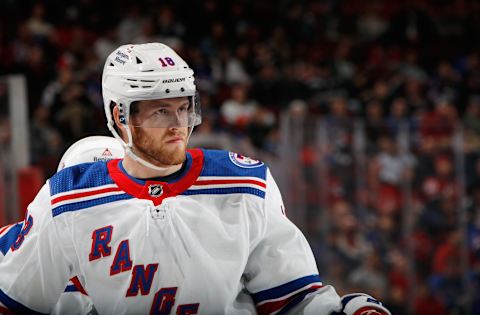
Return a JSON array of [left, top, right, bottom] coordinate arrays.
[[0, 223, 23, 255], [0, 289, 48, 315], [50, 162, 114, 196], [52, 194, 133, 217], [251, 274, 322, 304], [277, 287, 322, 315], [64, 285, 79, 292], [182, 187, 265, 198]]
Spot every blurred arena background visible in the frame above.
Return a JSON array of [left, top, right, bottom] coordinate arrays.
[[1, 1, 480, 314]]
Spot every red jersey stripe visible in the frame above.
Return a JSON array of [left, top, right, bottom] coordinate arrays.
[[51, 187, 121, 205], [193, 179, 266, 188], [0, 224, 14, 235], [70, 276, 88, 296]]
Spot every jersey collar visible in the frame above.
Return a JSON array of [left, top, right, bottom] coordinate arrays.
[[107, 149, 204, 206]]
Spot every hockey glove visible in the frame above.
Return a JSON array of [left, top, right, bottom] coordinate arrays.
[[338, 293, 391, 315]]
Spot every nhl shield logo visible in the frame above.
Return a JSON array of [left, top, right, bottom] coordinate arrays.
[[148, 184, 163, 197]]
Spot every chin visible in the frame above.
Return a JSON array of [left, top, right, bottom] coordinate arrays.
[[158, 146, 187, 166]]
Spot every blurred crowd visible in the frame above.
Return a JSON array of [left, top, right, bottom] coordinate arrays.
[[1, 0, 480, 314]]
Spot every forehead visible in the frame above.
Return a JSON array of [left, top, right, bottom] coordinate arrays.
[[135, 97, 189, 109]]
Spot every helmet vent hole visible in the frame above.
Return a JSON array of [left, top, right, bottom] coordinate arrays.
[[109, 62, 115, 67], [142, 69, 154, 72], [130, 85, 139, 88], [165, 89, 170, 93], [136, 57, 143, 64]]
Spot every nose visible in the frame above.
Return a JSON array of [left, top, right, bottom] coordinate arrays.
[[167, 111, 188, 128]]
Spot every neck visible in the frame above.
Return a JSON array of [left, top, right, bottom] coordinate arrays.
[[122, 154, 183, 179]]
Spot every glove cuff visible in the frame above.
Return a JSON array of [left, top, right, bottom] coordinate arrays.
[[341, 293, 391, 315]]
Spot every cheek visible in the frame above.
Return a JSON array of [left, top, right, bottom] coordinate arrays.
[[133, 128, 157, 142], [143, 128, 165, 137]]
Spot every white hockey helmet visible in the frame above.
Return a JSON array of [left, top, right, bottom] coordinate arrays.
[[102, 43, 201, 170], [102, 43, 201, 130], [57, 136, 124, 171]]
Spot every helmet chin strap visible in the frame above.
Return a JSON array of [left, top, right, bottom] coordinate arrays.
[[108, 120, 195, 172]]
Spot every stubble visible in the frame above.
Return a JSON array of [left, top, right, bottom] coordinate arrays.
[[131, 127, 187, 167]]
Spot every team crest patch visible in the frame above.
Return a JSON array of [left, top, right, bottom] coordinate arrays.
[[148, 184, 163, 197], [229, 152, 264, 168]]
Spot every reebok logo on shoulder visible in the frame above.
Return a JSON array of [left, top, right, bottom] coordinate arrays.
[[102, 148, 113, 156]]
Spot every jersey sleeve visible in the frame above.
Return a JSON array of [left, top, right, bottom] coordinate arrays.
[[0, 183, 75, 314], [244, 168, 342, 315], [0, 222, 23, 262]]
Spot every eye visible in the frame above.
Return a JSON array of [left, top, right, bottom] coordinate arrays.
[[178, 106, 188, 113], [155, 108, 169, 115]]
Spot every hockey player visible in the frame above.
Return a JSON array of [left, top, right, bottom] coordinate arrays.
[[0, 135, 124, 315], [0, 43, 390, 315]]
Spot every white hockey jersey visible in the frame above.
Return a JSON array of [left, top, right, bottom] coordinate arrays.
[[0, 149, 342, 315]]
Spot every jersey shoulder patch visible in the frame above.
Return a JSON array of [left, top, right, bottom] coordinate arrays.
[[228, 152, 264, 169], [183, 150, 267, 199], [49, 161, 132, 217], [201, 149, 266, 179]]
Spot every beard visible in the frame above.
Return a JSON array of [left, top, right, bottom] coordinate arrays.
[[131, 127, 187, 167]]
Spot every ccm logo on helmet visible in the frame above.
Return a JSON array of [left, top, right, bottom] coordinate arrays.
[[162, 78, 186, 84]]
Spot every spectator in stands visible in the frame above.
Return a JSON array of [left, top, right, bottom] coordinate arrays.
[[220, 82, 258, 131], [414, 282, 448, 315], [386, 97, 416, 138], [364, 100, 386, 145], [429, 230, 464, 313], [464, 96, 480, 134], [331, 200, 372, 269], [419, 98, 458, 149], [349, 252, 388, 301]]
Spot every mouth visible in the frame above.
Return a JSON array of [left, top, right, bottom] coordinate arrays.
[[165, 137, 185, 143]]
